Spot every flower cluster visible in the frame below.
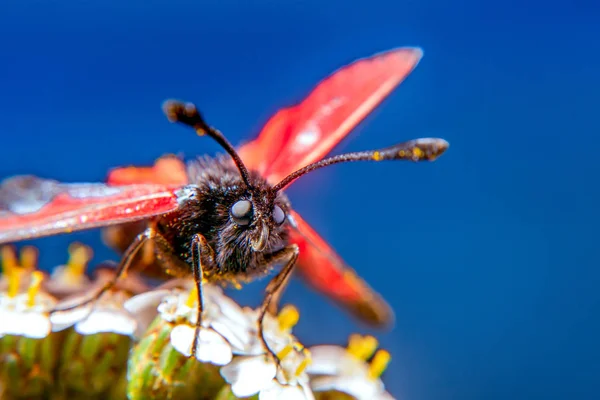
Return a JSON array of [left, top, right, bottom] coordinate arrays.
[[0, 244, 142, 400], [0, 243, 395, 400]]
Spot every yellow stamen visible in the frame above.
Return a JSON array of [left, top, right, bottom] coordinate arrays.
[[26, 271, 44, 307], [19, 246, 38, 270], [277, 343, 294, 360], [1, 245, 18, 274], [368, 349, 391, 380], [185, 286, 198, 308], [67, 243, 92, 278], [373, 151, 382, 161], [347, 334, 378, 361], [7, 268, 22, 298], [295, 347, 312, 377], [277, 304, 300, 331]]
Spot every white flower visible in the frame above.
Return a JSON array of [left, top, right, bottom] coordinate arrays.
[[220, 305, 314, 400], [123, 280, 253, 365], [235, 303, 299, 356], [221, 355, 277, 397], [0, 270, 55, 339], [50, 287, 137, 336], [0, 242, 136, 338], [220, 344, 314, 400], [122, 287, 173, 337], [306, 335, 395, 400], [4, 243, 399, 400], [125, 280, 315, 399], [0, 292, 54, 339]]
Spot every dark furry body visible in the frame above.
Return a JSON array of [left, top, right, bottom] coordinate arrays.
[[152, 155, 292, 284]]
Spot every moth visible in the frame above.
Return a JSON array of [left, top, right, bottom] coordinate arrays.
[[0, 47, 448, 357]]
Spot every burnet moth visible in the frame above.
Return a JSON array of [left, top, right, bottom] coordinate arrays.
[[0, 47, 448, 358]]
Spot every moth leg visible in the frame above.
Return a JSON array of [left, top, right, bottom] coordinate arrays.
[[258, 244, 299, 362], [51, 228, 154, 312], [189, 233, 216, 358], [266, 262, 295, 316], [151, 231, 216, 358]]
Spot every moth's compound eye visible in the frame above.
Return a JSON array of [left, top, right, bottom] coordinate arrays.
[[231, 200, 253, 225], [273, 205, 286, 225]]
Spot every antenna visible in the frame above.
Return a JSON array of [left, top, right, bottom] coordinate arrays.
[[273, 138, 449, 192], [162, 100, 252, 188]]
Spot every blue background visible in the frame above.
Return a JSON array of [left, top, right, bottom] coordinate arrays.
[[1, 1, 599, 399]]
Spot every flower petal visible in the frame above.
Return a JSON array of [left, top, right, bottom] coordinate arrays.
[[170, 324, 195, 357], [306, 345, 359, 375], [49, 303, 93, 332], [124, 289, 170, 316], [170, 324, 232, 366], [75, 309, 136, 336], [124, 289, 171, 335], [311, 375, 384, 400], [376, 390, 396, 400], [221, 355, 277, 397], [260, 380, 315, 400], [211, 318, 249, 353], [204, 286, 248, 324], [300, 380, 317, 400], [0, 310, 51, 339], [194, 329, 233, 366]]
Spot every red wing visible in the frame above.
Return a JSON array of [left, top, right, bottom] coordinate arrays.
[[238, 47, 423, 184], [0, 175, 182, 244], [106, 155, 189, 186], [287, 211, 394, 327]]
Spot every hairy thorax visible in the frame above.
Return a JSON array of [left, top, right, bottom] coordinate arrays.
[[154, 155, 291, 284]]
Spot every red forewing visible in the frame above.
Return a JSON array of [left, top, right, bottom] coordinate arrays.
[[106, 155, 188, 186], [287, 211, 394, 327], [238, 47, 423, 185], [0, 175, 181, 244]]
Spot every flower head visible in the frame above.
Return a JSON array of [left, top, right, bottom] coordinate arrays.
[[124, 282, 236, 399], [125, 281, 316, 399], [0, 246, 55, 339], [125, 280, 252, 365], [49, 267, 143, 337], [221, 305, 314, 400], [1, 243, 400, 400], [306, 334, 395, 400], [43, 242, 93, 299], [0, 246, 61, 399], [0, 243, 144, 400]]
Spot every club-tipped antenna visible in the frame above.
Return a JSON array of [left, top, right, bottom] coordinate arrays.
[[163, 100, 252, 188], [273, 138, 449, 192]]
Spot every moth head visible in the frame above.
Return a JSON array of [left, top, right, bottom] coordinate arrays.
[[229, 193, 288, 252]]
